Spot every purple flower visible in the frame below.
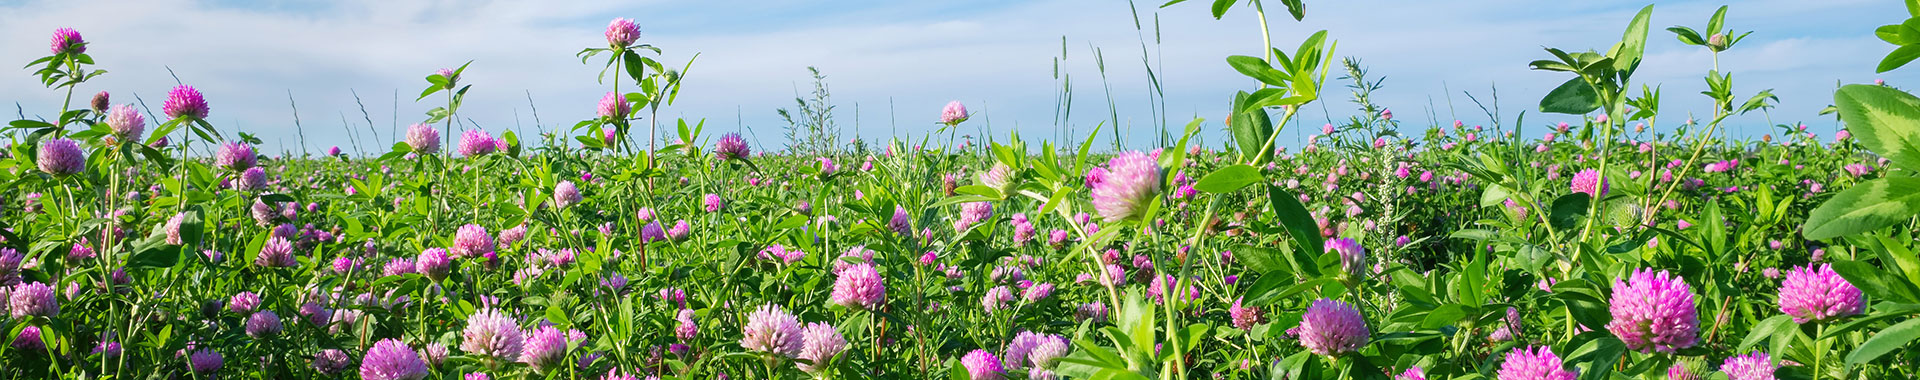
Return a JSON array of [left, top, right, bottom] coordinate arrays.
[[978, 163, 1014, 193], [955, 201, 993, 231], [521, 325, 569, 371], [1721, 351, 1774, 380], [50, 28, 84, 54], [36, 138, 85, 176], [328, 146, 342, 156], [675, 309, 699, 340], [1298, 298, 1368, 356], [890, 206, 914, 236], [961, 349, 1003, 380], [215, 142, 256, 171], [1497, 346, 1576, 380], [598, 91, 631, 119], [1606, 269, 1699, 353], [704, 193, 725, 212], [741, 303, 803, 357], [453, 224, 494, 259], [361, 338, 429, 380], [9, 282, 56, 319], [605, 18, 642, 48], [405, 123, 441, 154], [188, 349, 224, 375], [668, 220, 692, 241], [256, 236, 296, 267], [797, 322, 847, 374], [1230, 298, 1265, 330], [313, 348, 354, 375], [163, 85, 210, 120], [1778, 264, 1864, 323], [546, 184, 586, 213], [1090, 151, 1162, 222], [461, 308, 525, 361], [1023, 283, 1054, 302], [106, 104, 145, 141], [229, 292, 260, 314], [982, 286, 1015, 312], [416, 248, 452, 281], [941, 101, 970, 125], [1324, 238, 1367, 278], [1489, 307, 1523, 342], [245, 310, 283, 338], [435, 68, 459, 89], [715, 133, 750, 160], [9, 326, 40, 352], [1667, 360, 1706, 380], [1570, 168, 1608, 197], [237, 167, 268, 191], [1395, 367, 1427, 380], [459, 129, 497, 157], [831, 262, 887, 310]]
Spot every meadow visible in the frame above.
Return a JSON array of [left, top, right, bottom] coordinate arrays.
[[6, 2, 1920, 380]]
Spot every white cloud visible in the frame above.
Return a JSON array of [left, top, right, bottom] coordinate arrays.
[[0, 0, 1911, 155]]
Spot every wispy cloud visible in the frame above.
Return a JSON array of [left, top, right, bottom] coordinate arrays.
[[0, 0, 1911, 154]]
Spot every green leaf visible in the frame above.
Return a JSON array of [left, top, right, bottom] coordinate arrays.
[[1804, 177, 1920, 240], [1266, 184, 1323, 268], [1209, 0, 1237, 19], [1882, 44, 1920, 73], [1667, 26, 1705, 46], [1540, 77, 1602, 115], [1832, 259, 1920, 304], [1835, 84, 1920, 171], [1613, 4, 1654, 72], [1739, 315, 1796, 352], [1232, 244, 1290, 275], [1847, 317, 1920, 365], [1194, 164, 1263, 193], [1548, 193, 1592, 231], [1226, 56, 1288, 87]]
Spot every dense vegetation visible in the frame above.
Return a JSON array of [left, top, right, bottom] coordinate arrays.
[[7, 2, 1920, 380]]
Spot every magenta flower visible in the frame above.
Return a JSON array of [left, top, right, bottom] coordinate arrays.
[[461, 308, 525, 361], [237, 167, 267, 191], [255, 236, 297, 267], [312, 348, 354, 375], [1395, 367, 1427, 380], [435, 68, 458, 89], [941, 101, 970, 125], [245, 310, 283, 338], [1570, 168, 1608, 197], [163, 85, 210, 120], [1721, 351, 1774, 380], [229, 291, 261, 314], [1497, 346, 1576, 380], [416, 248, 452, 281], [1230, 298, 1265, 330], [605, 18, 642, 49], [36, 138, 85, 176], [107, 104, 145, 141], [830, 262, 887, 310], [1298, 298, 1368, 356], [715, 133, 750, 160], [704, 193, 725, 212], [1778, 264, 1864, 323], [961, 349, 1004, 380], [361, 338, 429, 380], [163, 212, 188, 245], [982, 286, 1015, 312], [1324, 238, 1367, 278], [741, 303, 803, 357], [405, 123, 441, 154], [9, 282, 58, 318], [188, 349, 224, 376], [553, 180, 582, 209], [1090, 151, 1163, 222], [452, 224, 494, 258], [598, 91, 631, 119], [1606, 269, 1698, 353], [796, 322, 847, 374], [214, 142, 256, 171], [520, 325, 568, 371], [1488, 306, 1523, 342], [978, 163, 1014, 193], [50, 28, 84, 55], [458, 129, 497, 157]]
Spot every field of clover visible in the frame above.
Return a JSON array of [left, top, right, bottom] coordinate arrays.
[[11, 1, 1920, 380]]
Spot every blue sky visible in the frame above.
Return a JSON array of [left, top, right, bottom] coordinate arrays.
[[0, 0, 1911, 155]]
